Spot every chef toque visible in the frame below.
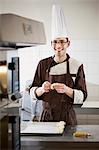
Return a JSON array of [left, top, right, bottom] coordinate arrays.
[[51, 4, 68, 41]]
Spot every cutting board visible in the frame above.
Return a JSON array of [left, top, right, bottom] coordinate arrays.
[[21, 121, 65, 135]]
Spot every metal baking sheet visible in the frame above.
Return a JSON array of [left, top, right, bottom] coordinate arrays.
[[21, 122, 64, 135]]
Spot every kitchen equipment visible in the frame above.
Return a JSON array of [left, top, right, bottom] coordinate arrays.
[[0, 13, 46, 150], [21, 121, 66, 135], [0, 13, 46, 50], [0, 13, 46, 97]]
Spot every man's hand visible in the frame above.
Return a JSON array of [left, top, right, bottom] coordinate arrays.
[[42, 81, 51, 93], [35, 82, 73, 98], [51, 83, 73, 98], [35, 81, 51, 97]]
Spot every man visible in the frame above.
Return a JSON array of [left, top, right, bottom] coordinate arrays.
[[30, 5, 87, 125]]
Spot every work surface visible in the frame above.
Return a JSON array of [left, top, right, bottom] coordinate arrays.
[[21, 124, 99, 150]]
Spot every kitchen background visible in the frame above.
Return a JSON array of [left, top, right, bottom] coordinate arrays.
[[0, 0, 99, 101]]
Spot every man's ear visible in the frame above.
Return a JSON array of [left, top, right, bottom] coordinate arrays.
[[51, 41, 53, 47], [67, 41, 70, 47], [51, 43, 54, 49]]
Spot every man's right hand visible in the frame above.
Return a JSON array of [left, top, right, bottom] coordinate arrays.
[[35, 81, 51, 97], [42, 81, 51, 93]]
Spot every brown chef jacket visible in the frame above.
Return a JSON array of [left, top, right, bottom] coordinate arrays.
[[30, 54, 87, 125]]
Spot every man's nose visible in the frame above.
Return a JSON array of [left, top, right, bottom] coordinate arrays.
[[56, 41, 62, 45], [55, 44, 63, 50]]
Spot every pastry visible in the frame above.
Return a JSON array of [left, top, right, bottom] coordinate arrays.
[[56, 121, 66, 133], [73, 131, 91, 137], [50, 83, 59, 90]]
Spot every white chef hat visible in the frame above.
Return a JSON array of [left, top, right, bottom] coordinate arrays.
[[51, 4, 68, 41]]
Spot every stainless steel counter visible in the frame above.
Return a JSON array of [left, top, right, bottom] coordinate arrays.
[[72, 103, 99, 115], [74, 107, 99, 115], [21, 125, 99, 150]]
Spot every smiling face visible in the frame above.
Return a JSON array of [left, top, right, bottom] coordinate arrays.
[[51, 37, 70, 59]]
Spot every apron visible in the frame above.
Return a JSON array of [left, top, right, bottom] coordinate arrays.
[[40, 57, 77, 125]]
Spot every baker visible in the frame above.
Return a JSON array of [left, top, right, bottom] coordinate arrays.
[[30, 4, 87, 125]]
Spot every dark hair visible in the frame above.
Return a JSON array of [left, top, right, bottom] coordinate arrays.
[[66, 37, 69, 42]]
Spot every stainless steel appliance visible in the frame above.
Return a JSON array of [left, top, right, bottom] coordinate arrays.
[[0, 13, 46, 49], [0, 13, 46, 99]]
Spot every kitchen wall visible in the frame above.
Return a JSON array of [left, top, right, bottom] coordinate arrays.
[[0, 0, 2, 13], [1, 0, 99, 100]]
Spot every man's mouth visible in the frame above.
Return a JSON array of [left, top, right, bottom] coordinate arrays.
[[54, 48, 64, 51]]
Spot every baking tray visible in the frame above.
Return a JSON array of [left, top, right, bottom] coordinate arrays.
[[21, 122, 65, 135]]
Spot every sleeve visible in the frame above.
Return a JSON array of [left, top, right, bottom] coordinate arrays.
[[30, 61, 43, 100], [73, 64, 87, 104]]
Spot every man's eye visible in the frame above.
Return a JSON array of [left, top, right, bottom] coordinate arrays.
[[51, 40, 67, 44], [54, 40, 57, 43], [60, 40, 67, 43]]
